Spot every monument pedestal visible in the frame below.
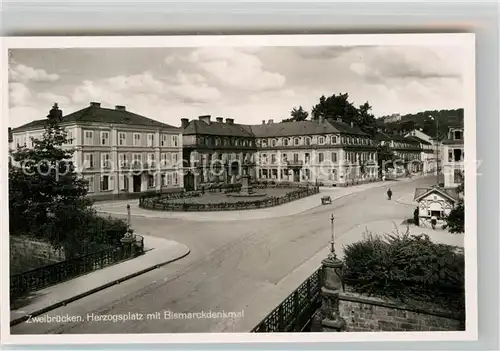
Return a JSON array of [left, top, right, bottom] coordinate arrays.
[[319, 257, 346, 332]]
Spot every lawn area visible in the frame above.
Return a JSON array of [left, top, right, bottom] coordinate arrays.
[[166, 187, 293, 204]]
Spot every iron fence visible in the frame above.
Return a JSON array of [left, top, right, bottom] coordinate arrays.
[[10, 239, 144, 299], [251, 266, 323, 332]]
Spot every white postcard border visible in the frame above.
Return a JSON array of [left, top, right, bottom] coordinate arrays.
[[0, 33, 477, 345]]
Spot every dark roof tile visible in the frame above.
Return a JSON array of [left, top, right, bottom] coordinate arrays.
[[12, 105, 179, 132]]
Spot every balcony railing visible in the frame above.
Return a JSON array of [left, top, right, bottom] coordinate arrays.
[[286, 160, 304, 167]]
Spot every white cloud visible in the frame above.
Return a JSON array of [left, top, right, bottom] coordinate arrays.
[[9, 64, 60, 83], [188, 47, 286, 91], [37, 92, 70, 105], [9, 106, 44, 128], [9, 82, 32, 106]]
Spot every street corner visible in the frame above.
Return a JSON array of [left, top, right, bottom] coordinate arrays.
[[139, 234, 191, 262], [395, 192, 417, 207]]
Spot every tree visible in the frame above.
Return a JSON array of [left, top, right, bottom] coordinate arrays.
[[447, 177, 465, 234], [355, 101, 377, 136], [9, 103, 95, 257], [282, 106, 309, 122], [311, 93, 358, 125], [376, 143, 395, 175]]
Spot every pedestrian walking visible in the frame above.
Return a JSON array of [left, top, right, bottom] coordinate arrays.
[[387, 188, 392, 200]]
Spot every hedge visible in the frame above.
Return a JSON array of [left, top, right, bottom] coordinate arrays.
[[342, 228, 465, 314], [139, 186, 320, 212]]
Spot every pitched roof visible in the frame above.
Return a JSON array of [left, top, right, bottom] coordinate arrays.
[[249, 120, 341, 138], [406, 135, 432, 145], [374, 131, 393, 141], [414, 186, 460, 203], [390, 134, 420, 144], [183, 120, 255, 137], [183, 118, 369, 138], [12, 104, 178, 132], [326, 119, 369, 136]]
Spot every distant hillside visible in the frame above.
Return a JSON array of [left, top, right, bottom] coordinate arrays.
[[381, 109, 464, 139]]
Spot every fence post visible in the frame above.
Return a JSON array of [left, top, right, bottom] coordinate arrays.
[[278, 305, 284, 331], [293, 291, 300, 331]]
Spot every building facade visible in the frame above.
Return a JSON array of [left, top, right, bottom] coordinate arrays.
[[10, 102, 183, 199], [414, 186, 460, 228], [181, 115, 379, 189], [252, 117, 378, 186], [441, 125, 464, 188], [181, 115, 257, 191], [405, 129, 436, 174]]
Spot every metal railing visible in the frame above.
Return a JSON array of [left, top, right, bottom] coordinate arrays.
[[10, 239, 145, 299], [251, 266, 323, 332]]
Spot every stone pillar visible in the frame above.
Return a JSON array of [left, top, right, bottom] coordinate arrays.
[[312, 256, 347, 332]]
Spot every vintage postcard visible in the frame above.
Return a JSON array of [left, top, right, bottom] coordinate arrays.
[[1, 33, 477, 345]]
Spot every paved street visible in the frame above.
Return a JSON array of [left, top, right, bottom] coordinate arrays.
[[12, 176, 450, 335]]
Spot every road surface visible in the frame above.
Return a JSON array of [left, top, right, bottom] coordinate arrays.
[[11, 177, 434, 335]]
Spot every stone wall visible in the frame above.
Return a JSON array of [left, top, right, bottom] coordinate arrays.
[[338, 292, 464, 332], [10, 236, 65, 274]]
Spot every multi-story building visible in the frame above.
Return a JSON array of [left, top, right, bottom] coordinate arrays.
[[441, 125, 464, 188], [380, 113, 402, 124], [181, 115, 379, 189], [252, 117, 378, 186], [374, 130, 422, 176], [181, 115, 257, 190], [10, 102, 183, 199], [405, 129, 436, 174]]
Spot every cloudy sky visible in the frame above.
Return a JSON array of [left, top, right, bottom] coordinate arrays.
[[8, 45, 465, 128]]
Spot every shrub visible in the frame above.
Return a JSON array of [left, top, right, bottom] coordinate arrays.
[[342, 227, 465, 313]]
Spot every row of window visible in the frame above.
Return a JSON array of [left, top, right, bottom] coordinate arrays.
[[198, 136, 254, 147], [83, 130, 179, 147], [259, 151, 377, 164], [84, 172, 180, 193], [258, 135, 375, 148], [83, 152, 180, 169]]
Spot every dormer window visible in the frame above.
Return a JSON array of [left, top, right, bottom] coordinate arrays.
[[330, 136, 337, 144], [318, 136, 325, 145]]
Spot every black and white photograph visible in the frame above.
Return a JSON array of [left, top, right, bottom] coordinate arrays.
[[1, 34, 477, 344]]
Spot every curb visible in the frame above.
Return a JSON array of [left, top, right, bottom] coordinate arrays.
[[10, 248, 191, 327]]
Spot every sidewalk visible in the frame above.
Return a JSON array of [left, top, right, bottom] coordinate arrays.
[[10, 235, 190, 326], [95, 176, 430, 222], [238, 216, 463, 332], [342, 219, 464, 248]]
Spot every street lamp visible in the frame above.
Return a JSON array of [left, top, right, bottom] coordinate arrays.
[[328, 214, 337, 260], [429, 115, 440, 185]]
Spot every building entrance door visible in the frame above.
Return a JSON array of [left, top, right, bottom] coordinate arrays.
[[133, 175, 142, 193]]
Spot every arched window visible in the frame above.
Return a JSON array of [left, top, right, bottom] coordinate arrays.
[[294, 138, 300, 146]]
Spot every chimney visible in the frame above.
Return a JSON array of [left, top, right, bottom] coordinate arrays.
[[47, 103, 63, 122], [90, 102, 101, 108], [262, 120, 266, 125], [8, 127, 12, 143], [268, 119, 274, 124], [198, 115, 211, 124], [115, 105, 126, 111], [225, 118, 234, 125], [181, 118, 189, 128], [216, 117, 223, 123], [319, 115, 325, 124]]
